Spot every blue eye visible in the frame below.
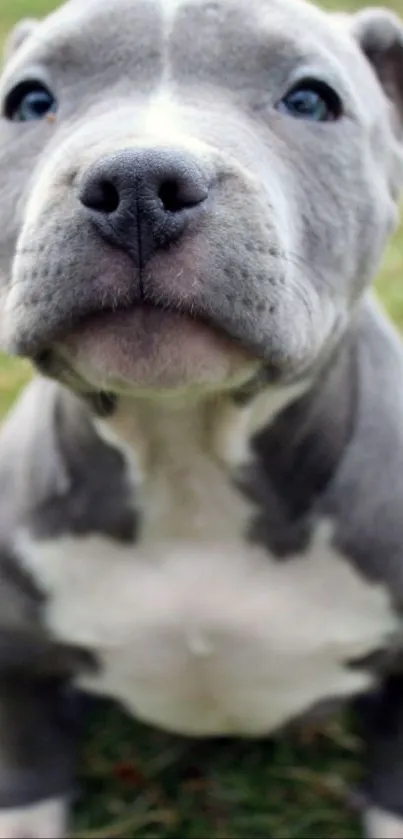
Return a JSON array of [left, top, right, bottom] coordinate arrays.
[[4, 81, 57, 122], [277, 82, 342, 122]]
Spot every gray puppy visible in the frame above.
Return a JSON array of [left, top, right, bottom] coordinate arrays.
[[0, 0, 403, 835]]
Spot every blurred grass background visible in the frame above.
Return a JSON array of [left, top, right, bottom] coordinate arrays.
[[0, 0, 402, 836]]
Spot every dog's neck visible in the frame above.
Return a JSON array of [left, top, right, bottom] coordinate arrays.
[[79, 322, 358, 533], [33, 312, 358, 535], [95, 383, 309, 483]]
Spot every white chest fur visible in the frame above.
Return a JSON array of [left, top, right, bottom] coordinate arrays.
[[16, 498, 397, 737], [14, 393, 400, 737]]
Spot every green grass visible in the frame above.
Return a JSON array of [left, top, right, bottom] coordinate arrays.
[[1, 0, 403, 836]]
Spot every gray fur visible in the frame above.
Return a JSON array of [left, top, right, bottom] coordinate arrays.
[[0, 0, 403, 836]]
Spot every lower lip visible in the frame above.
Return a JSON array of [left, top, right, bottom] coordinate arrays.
[[56, 305, 255, 391]]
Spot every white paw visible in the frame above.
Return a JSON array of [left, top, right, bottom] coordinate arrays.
[[0, 797, 67, 839], [364, 806, 403, 839]]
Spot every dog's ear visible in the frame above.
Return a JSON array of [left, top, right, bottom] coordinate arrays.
[[350, 8, 403, 136], [3, 19, 38, 63]]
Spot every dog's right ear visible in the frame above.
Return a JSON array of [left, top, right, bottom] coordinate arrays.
[[3, 19, 38, 63], [351, 8, 403, 136]]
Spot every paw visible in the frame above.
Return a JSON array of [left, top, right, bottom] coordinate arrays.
[[364, 806, 403, 839], [0, 797, 67, 839]]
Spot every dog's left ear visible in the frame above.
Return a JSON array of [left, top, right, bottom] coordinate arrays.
[[351, 8, 403, 136]]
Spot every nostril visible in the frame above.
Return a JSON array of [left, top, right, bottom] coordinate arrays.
[[158, 175, 208, 213], [158, 179, 185, 213], [80, 178, 120, 215]]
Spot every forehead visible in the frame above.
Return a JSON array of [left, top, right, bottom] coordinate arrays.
[[5, 0, 367, 98]]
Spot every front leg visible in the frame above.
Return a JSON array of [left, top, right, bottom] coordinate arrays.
[[0, 677, 80, 839], [360, 675, 403, 839]]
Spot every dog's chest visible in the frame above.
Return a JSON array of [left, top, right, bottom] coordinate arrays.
[[17, 434, 397, 737]]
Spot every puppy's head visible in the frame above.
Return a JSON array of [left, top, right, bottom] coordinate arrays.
[[0, 0, 402, 397]]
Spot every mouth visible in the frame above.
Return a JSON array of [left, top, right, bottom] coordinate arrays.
[[34, 299, 257, 393]]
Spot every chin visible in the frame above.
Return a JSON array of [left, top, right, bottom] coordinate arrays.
[[51, 306, 259, 396]]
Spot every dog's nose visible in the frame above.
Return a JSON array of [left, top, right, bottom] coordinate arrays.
[[78, 148, 209, 264]]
